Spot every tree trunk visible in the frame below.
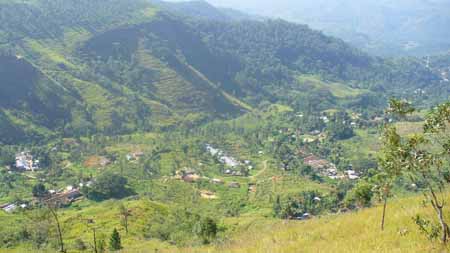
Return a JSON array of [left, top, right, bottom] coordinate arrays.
[[429, 186, 448, 244], [49, 207, 65, 252], [381, 195, 388, 231], [437, 206, 448, 243], [93, 227, 98, 253], [124, 215, 128, 234]]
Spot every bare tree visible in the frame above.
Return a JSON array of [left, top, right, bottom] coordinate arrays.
[[119, 204, 132, 234], [47, 203, 65, 252]]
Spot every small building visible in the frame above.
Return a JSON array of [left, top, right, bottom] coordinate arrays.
[[310, 130, 321, 136], [211, 178, 224, 184], [1, 203, 17, 213], [345, 170, 360, 180], [45, 188, 82, 207], [304, 155, 329, 170], [15, 151, 38, 171], [248, 183, 257, 193], [176, 169, 202, 183], [127, 151, 144, 161], [301, 213, 311, 220], [228, 182, 240, 188], [200, 190, 218, 199], [182, 173, 201, 183]]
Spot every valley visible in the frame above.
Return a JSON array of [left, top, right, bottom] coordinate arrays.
[[0, 0, 449, 252]]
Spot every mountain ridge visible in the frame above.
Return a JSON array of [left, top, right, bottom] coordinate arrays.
[[0, 0, 447, 144]]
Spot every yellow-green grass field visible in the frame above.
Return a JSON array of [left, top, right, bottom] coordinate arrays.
[[174, 194, 450, 253], [2, 193, 449, 253]]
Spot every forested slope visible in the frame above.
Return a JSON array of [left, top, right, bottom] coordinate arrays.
[[0, 0, 447, 144]]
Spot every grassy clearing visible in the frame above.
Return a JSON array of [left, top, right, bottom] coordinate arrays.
[[297, 75, 366, 98], [25, 39, 75, 69], [341, 128, 380, 161]]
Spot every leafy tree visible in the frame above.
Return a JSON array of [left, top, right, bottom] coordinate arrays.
[[376, 99, 411, 230], [109, 228, 122, 251], [326, 111, 354, 140], [273, 195, 282, 218], [83, 172, 129, 201], [194, 217, 218, 244], [32, 183, 48, 199], [381, 100, 450, 243], [352, 181, 374, 208]]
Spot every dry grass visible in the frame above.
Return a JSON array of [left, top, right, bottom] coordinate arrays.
[[165, 194, 450, 253]]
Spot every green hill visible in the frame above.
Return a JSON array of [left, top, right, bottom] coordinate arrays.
[[0, 0, 447, 145]]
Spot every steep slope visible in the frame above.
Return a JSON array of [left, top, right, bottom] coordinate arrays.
[[190, 20, 442, 101], [0, 55, 83, 143], [0, 0, 246, 143], [0, 0, 447, 144]]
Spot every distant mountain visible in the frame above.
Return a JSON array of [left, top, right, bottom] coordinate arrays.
[[151, 0, 257, 21], [203, 0, 450, 56], [0, 0, 446, 144]]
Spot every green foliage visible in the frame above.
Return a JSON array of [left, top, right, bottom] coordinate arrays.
[[32, 183, 47, 199], [82, 172, 130, 201], [273, 195, 282, 218], [348, 181, 374, 208], [387, 98, 415, 118], [194, 217, 218, 244], [414, 215, 441, 241], [109, 228, 122, 251], [326, 111, 354, 140], [277, 191, 324, 219], [0, 0, 446, 144]]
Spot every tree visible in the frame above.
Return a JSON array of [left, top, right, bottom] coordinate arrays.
[[83, 172, 129, 201], [381, 100, 450, 243], [326, 111, 354, 140], [119, 204, 131, 234], [273, 195, 282, 218], [376, 99, 412, 230], [32, 183, 48, 199], [85, 219, 98, 253], [352, 181, 374, 208], [109, 228, 122, 251], [194, 217, 218, 244], [47, 204, 65, 253]]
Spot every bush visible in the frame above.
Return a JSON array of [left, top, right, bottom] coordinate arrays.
[[74, 238, 87, 251], [345, 181, 373, 208], [82, 172, 131, 201]]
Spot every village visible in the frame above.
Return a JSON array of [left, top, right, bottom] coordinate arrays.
[[2, 123, 365, 214], [1, 150, 86, 213]]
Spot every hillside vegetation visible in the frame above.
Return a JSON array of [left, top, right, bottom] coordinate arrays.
[[1, 194, 448, 253], [0, 0, 447, 144], [181, 195, 450, 253], [0, 1, 449, 253]]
